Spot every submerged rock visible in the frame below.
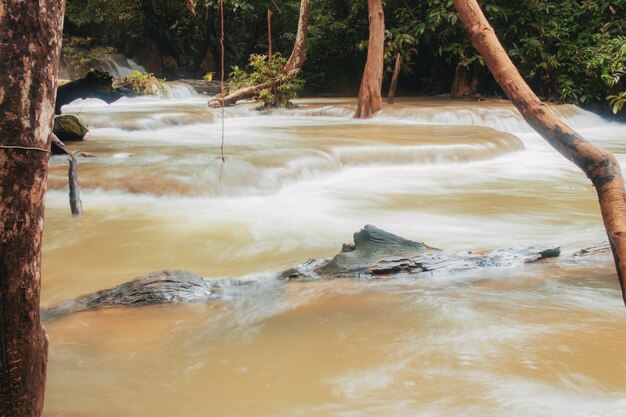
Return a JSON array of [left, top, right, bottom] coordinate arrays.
[[43, 226, 562, 319], [79, 269, 213, 306], [573, 242, 611, 257], [42, 270, 214, 320], [282, 225, 559, 280]]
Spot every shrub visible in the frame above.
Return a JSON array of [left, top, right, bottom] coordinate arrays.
[[113, 71, 166, 96], [226, 53, 304, 108]]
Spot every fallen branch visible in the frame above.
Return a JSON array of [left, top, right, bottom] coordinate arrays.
[[51, 133, 83, 216], [208, 0, 311, 108]]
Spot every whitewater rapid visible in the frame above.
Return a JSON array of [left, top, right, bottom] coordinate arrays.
[[42, 94, 626, 417]]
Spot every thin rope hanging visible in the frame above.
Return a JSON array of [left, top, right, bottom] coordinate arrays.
[[219, 0, 225, 163], [199, 0, 226, 177]]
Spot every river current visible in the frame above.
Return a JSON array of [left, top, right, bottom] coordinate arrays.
[[42, 93, 626, 416]]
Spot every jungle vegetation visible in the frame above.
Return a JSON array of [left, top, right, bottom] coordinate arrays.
[[63, 0, 625, 115]]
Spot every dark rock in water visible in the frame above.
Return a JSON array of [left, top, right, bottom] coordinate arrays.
[[52, 115, 89, 154], [53, 115, 88, 141], [56, 70, 122, 115], [43, 226, 562, 319], [316, 225, 438, 277], [573, 242, 611, 257], [42, 270, 214, 320], [282, 225, 560, 280], [79, 270, 213, 307]]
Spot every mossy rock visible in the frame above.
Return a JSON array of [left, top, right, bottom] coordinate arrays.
[[53, 115, 88, 142], [52, 115, 88, 154]]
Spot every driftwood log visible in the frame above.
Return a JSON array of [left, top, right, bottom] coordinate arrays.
[[43, 225, 564, 320]]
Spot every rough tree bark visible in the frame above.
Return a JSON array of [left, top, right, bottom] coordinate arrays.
[[267, 9, 273, 59], [208, 0, 311, 108], [0, 1, 65, 416], [387, 53, 401, 105], [282, 0, 310, 76], [355, 0, 385, 118], [452, 0, 626, 305]]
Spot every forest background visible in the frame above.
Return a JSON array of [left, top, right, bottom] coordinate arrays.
[[62, 0, 625, 117]]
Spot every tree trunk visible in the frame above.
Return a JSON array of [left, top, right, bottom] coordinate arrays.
[[452, 0, 626, 305], [209, 0, 311, 108], [267, 10, 273, 59], [0, 1, 65, 416], [450, 62, 481, 98], [282, 0, 311, 75], [387, 53, 401, 104], [450, 64, 472, 98], [355, 0, 385, 118]]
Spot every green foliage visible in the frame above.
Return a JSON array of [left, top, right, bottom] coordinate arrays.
[[65, 0, 145, 45], [75, 47, 117, 70], [63, 0, 626, 115], [226, 53, 303, 108], [390, 0, 626, 112], [493, 0, 625, 108], [113, 71, 166, 96], [62, 36, 117, 70], [302, 0, 368, 92], [587, 36, 626, 112], [63, 35, 95, 48], [608, 92, 626, 114], [65, 0, 302, 79]]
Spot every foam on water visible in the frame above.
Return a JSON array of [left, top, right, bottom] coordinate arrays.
[[43, 96, 626, 417], [161, 82, 198, 99]]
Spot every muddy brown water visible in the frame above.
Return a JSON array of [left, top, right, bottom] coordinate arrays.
[[42, 96, 626, 416]]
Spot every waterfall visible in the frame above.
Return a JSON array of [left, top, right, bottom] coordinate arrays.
[[96, 54, 146, 78]]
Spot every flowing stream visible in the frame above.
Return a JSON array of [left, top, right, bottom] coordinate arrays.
[[42, 94, 626, 416]]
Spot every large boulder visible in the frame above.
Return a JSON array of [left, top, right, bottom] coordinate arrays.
[[52, 115, 88, 154], [53, 115, 88, 141], [50, 115, 89, 155], [55, 70, 122, 114]]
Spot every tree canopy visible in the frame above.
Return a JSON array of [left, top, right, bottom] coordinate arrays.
[[62, 0, 625, 115]]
